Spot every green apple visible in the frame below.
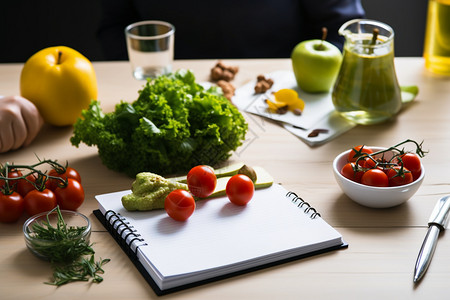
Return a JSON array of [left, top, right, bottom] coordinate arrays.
[[291, 37, 342, 93]]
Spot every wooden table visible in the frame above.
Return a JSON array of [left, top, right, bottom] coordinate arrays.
[[1, 58, 450, 299]]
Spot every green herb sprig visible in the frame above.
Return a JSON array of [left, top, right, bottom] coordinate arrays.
[[29, 206, 110, 286], [30, 206, 93, 263], [47, 255, 110, 286]]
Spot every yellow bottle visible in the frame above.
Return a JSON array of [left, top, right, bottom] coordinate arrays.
[[424, 0, 450, 75]]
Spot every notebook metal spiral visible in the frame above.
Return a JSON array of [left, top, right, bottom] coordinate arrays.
[[105, 210, 148, 256], [286, 191, 321, 219]]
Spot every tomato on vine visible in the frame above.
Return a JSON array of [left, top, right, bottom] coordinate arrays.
[[0, 160, 85, 220], [387, 167, 413, 186], [47, 167, 82, 190], [348, 145, 373, 165], [24, 189, 57, 216], [0, 169, 23, 191], [343, 140, 427, 187], [361, 169, 389, 187], [54, 178, 85, 211], [341, 162, 364, 183], [16, 173, 37, 197], [0, 191, 24, 223], [398, 153, 422, 180], [16, 173, 48, 197]]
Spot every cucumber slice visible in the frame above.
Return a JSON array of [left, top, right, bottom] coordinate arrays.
[[208, 166, 274, 198], [168, 164, 274, 198], [168, 163, 245, 183]]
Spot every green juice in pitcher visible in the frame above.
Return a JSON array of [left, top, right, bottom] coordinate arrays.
[[332, 20, 402, 125]]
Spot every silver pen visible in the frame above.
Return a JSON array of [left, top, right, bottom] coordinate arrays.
[[413, 195, 450, 283]]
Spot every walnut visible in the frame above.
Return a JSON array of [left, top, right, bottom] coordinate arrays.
[[210, 61, 239, 82], [254, 75, 274, 93], [217, 80, 236, 101], [211, 67, 224, 81]]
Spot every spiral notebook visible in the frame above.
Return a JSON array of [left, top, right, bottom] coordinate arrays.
[[94, 183, 347, 295]]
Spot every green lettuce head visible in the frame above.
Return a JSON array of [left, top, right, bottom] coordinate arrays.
[[70, 70, 248, 177]]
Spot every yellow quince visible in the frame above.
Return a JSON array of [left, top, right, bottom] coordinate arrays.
[[20, 46, 98, 126]]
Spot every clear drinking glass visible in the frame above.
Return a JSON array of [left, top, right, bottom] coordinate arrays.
[[125, 20, 175, 80], [332, 19, 402, 125]]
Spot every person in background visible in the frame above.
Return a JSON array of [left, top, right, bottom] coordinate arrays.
[[0, 96, 43, 153], [97, 0, 365, 60]]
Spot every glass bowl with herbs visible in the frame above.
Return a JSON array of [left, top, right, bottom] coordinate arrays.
[[23, 207, 92, 262]]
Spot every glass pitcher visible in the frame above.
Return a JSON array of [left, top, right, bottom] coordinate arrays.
[[332, 19, 402, 125]]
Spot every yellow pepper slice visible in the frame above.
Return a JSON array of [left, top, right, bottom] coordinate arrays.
[[265, 99, 287, 112], [264, 89, 305, 114], [273, 89, 305, 112]]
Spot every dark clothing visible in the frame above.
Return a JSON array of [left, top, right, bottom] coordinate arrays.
[[98, 0, 365, 60]]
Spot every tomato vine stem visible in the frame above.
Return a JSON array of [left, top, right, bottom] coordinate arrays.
[[353, 139, 426, 173], [0, 159, 69, 193]]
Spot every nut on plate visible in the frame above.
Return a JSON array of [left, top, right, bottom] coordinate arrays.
[[210, 61, 239, 82], [254, 75, 274, 94], [217, 80, 236, 101]]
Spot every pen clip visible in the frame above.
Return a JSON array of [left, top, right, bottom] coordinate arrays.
[[429, 195, 450, 228]]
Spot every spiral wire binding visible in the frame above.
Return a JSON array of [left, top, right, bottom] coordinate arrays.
[[286, 192, 321, 219], [105, 210, 148, 256]]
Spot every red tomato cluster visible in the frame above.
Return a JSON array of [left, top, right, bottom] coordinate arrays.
[[341, 145, 422, 188], [0, 165, 84, 223], [165, 165, 255, 221]]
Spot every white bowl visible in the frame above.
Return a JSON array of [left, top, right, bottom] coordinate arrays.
[[332, 147, 425, 208]]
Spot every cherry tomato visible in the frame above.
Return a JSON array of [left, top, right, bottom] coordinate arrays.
[[387, 167, 413, 186], [0, 169, 23, 191], [164, 189, 196, 221], [411, 169, 422, 181], [47, 167, 82, 190], [361, 169, 389, 187], [24, 189, 57, 216], [341, 163, 364, 183], [226, 174, 254, 206], [399, 153, 422, 180], [186, 165, 217, 198], [363, 157, 377, 169], [54, 179, 85, 211], [0, 191, 24, 223], [348, 145, 373, 166], [16, 173, 41, 197]]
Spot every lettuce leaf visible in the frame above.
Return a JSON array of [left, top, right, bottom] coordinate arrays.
[[71, 70, 248, 177]]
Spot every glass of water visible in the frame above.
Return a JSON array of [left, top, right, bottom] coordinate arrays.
[[125, 20, 175, 80]]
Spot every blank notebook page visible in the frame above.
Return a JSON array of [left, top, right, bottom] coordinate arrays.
[[96, 183, 343, 286]]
